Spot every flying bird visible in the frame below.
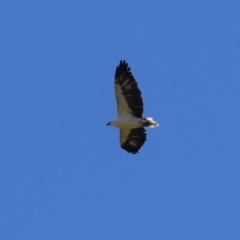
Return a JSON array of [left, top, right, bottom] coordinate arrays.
[[106, 60, 159, 154]]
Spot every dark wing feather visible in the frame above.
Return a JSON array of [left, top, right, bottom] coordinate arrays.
[[115, 60, 144, 118], [120, 127, 147, 154]]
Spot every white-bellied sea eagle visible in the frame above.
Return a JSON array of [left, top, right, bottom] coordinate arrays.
[[106, 60, 159, 154]]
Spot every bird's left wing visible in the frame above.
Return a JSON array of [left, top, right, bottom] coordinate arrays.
[[115, 60, 144, 118]]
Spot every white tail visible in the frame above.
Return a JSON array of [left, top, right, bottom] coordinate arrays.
[[144, 117, 159, 128]]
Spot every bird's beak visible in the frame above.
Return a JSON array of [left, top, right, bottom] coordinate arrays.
[[106, 122, 110, 126]]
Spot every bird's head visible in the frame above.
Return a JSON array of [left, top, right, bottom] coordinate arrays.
[[106, 120, 118, 127], [106, 121, 112, 126]]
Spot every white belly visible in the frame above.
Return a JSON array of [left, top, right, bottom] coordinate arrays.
[[114, 116, 143, 128]]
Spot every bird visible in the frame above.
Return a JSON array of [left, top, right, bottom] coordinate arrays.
[[106, 60, 159, 154]]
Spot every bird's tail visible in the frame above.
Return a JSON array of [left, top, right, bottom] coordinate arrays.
[[143, 117, 159, 128]]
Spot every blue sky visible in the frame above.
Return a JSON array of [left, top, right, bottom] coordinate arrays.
[[1, 1, 240, 239]]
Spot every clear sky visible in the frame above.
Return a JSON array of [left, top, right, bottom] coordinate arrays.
[[1, 1, 240, 239]]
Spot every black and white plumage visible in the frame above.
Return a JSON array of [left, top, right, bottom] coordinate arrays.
[[106, 60, 159, 154]]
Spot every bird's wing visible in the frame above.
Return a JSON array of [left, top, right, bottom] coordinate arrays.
[[120, 127, 147, 154], [115, 60, 144, 118]]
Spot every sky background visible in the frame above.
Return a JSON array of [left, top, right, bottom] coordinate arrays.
[[1, 1, 240, 239]]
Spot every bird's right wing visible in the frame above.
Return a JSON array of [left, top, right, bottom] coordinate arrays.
[[120, 127, 147, 154]]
